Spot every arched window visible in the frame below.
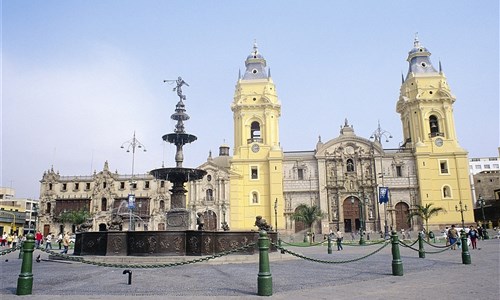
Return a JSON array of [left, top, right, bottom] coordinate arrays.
[[159, 200, 165, 211], [46, 202, 51, 214], [346, 159, 355, 172], [206, 189, 213, 201], [251, 121, 261, 141], [429, 115, 440, 136], [101, 198, 107, 211], [49, 183, 53, 190]]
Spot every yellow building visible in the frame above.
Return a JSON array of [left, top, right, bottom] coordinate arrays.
[[396, 36, 474, 228], [229, 43, 284, 230], [0, 187, 27, 235]]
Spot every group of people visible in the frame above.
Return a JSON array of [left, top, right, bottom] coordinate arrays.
[[0, 232, 21, 248], [445, 224, 483, 250], [35, 231, 72, 253], [326, 229, 344, 251]]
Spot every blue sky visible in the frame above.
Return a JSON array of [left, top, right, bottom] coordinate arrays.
[[2, 1, 499, 198]]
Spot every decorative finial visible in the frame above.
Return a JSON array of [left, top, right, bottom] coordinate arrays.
[[253, 39, 258, 56], [238, 69, 241, 80], [318, 135, 322, 143], [439, 60, 442, 73], [268, 67, 271, 78], [344, 118, 348, 127], [413, 32, 420, 48], [401, 72, 405, 83]]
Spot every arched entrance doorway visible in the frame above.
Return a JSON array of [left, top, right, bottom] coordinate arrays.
[[394, 202, 410, 230], [343, 197, 360, 233], [203, 211, 217, 231], [294, 206, 306, 233], [99, 223, 107, 231]]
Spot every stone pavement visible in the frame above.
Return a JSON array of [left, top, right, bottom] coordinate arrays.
[[0, 239, 498, 299]]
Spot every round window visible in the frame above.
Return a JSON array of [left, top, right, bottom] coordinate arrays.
[[252, 69, 258, 74], [207, 175, 212, 181]]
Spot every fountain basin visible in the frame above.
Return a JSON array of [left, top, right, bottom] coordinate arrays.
[[74, 230, 277, 256]]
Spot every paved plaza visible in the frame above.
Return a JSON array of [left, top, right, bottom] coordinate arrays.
[[0, 238, 498, 299]]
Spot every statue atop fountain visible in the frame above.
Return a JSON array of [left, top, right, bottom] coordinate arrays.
[[150, 77, 207, 231]]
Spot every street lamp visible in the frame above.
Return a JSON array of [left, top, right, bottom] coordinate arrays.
[[32, 203, 39, 234], [370, 121, 392, 240], [455, 200, 468, 231], [477, 195, 486, 223], [221, 201, 229, 231], [121, 131, 147, 231], [274, 198, 278, 233], [351, 195, 367, 245]]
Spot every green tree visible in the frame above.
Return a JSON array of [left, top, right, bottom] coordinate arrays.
[[291, 204, 326, 243], [59, 209, 91, 231], [407, 203, 446, 241]]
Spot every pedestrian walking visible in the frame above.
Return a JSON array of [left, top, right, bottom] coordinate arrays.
[[12, 234, 19, 248], [478, 226, 484, 240], [61, 232, 70, 254], [35, 231, 43, 248], [57, 233, 63, 249], [336, 228, 343, 251], [448, 225, 459, 250], [45, 232, 53, 250], [468, 226, 478, 249]]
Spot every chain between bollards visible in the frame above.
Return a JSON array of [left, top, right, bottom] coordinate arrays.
[[17, 233, 35, 295], [460, 231, 471, 265], [257, 230, 272, 296], [391, 230, 403, 276], [418, 232, 425, 259]]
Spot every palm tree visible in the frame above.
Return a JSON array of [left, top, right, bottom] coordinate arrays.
[[291, 204, 326, 243], [407, 203, 446, 241], [59, 209, 92, 232]]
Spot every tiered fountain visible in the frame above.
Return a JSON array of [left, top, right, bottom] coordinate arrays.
[[150, 77, 207, 230]]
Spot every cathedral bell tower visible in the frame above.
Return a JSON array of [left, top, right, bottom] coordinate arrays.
[[396, 36, 474, 227], [229, 43, 284, 230]]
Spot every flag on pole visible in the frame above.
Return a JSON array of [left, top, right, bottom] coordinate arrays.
[[379, 187, 389, 204], [128, 194, 136, 209]]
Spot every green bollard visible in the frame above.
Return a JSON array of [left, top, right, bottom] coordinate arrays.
[[460, 231, 471, 265], [391, 230, 403, 276], [418, 233, 425, 259], [257, 230, 272, 296], [17, 233, 35, 295], [327, 235, 332, 254]]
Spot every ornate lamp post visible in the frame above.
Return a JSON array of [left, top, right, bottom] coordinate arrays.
[[221, 201, 229, 231], [274, 198, 278, 233], [477, 195, 486, 223], [121, 131, 146, 231], [351, 195, 367, 245], [370, 121, 392, 239], [455, 200, 468, 231]]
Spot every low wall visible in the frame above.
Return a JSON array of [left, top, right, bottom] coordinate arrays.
[[74, 230, 277, 256]]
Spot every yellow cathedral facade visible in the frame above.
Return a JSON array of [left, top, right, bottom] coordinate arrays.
[[37, 37, 475, 237]]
